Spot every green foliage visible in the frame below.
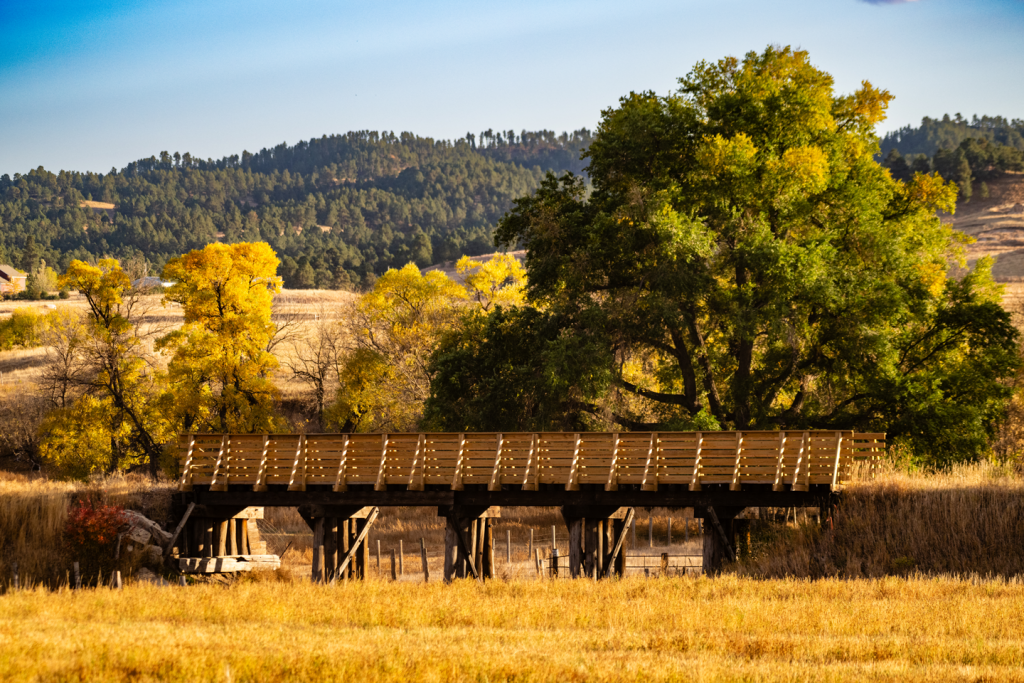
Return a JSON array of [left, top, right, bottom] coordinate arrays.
[[424, 306, 614, 431], [880, 115, 1024, 198], [880, 114, 1024, 159], [426, 45, 1023, 464], [0, 130, 591, 290]]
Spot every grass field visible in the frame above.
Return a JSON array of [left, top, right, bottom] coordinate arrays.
[[2, 575, 1023, 682]]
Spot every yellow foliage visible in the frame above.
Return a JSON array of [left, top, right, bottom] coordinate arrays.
[[38, 395, 127, 480], [696, 133, 758, 175], [913, 261, 947, 299], [906, 172, 958, 215], [159, 242, 284, 433], [456, 253, 526, 311], [780, 145, 829, 192], [60, 259, 134, 334], [334, 255, 526, 432]]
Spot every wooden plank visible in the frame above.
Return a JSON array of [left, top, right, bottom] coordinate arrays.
[[208, 435, 229, 492], [332, 435, 350, 492], [336, 507, 380, 577], [450, 433, 467, 491], [374, 433, 389, 492], [729, 431, 744, 491], [409, 433, 425, 491], [640, 433, 659, 492], [253, 435, 270, 492], [831, 431, 844, 491], [179, 555, 281, 573], [287, 434, 307, 492], [163, 502, 195, 559], [177, 435, 197, 492], [791, 431, 809, 492], [487, 433, 504, 491], [565, 433, 582, 491], [605, 433, 621, 491], [688, 432, 704, 491]]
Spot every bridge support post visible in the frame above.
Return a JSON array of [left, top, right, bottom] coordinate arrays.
[[560, 507, 633, 579], [298, 505, 378, 582], [701, 506, 744, 576], [441, 506, 500, 582]]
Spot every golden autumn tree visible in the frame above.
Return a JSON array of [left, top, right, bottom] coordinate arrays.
[[327, 255, 525, 432], [39, 259, 170, 479], [158, 242, 284, 433]]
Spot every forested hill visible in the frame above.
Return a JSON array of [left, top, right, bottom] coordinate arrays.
[[880, 114, 1024, 159], [878, 115, 1024, 201], [0, 129, 591, 289]]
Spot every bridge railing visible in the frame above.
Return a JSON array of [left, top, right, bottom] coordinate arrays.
[[177, 431, 885, 493]]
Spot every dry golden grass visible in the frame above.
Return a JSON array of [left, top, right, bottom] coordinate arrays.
[[0, 474, 174, 586], [2, 574, 1024, 682], [739, 461, 1024, 578]]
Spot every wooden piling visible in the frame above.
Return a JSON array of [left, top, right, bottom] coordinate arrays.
[[420, 538, 429, 583]]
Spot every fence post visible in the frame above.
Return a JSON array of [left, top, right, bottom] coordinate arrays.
[[551, 548, 559, 578], [506, 530, 511, 564], [667, 518, 672, 546], [399, 540, 404, 576], [12, 562, 18, 590], [73, 562, 81, 590], [528, 529, 534, 560], [377, 539, 381, 573], [648, 517, 653, 548], [390, 549, 397, 581], [420, 538, 429, 583], [660, 553, 668, 577]]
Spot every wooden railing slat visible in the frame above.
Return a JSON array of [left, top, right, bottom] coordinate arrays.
[[177, 430, 882, 492]]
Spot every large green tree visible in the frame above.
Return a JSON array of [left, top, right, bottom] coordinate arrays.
[[427, 46, 1019, 463]]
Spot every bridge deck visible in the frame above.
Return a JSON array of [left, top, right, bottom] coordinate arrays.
[[178, 430, 884, 497]]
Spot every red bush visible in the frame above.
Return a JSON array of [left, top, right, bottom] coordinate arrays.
[[64, 500, 130, 581]]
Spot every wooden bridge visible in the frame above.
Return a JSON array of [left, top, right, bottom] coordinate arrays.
[[172, 430, 884, 580]]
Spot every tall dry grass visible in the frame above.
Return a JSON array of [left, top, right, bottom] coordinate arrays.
[[739, 461, 1024, 578], [0, 473, 174, 587], [2, 574, 1024, 681]]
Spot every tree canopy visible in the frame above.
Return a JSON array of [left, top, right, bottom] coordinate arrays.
[[158, 242, 284, 433], [426, 46, 1020, 464]]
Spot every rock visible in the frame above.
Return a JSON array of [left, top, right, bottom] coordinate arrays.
[[127, 526, 152, 545], [134, 568, 167, 585], [124, 510, 172, 545]]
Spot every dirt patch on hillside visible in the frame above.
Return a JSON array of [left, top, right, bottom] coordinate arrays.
[[952, 172, 1024, 282]]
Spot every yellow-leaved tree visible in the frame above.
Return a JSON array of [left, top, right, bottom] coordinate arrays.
[[326, 254, 525, 432], [39, 259, 170, 479], [158, 242, 284, 433]]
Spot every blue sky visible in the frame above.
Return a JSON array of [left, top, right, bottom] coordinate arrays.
[[2, 0, 1022, 176]]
